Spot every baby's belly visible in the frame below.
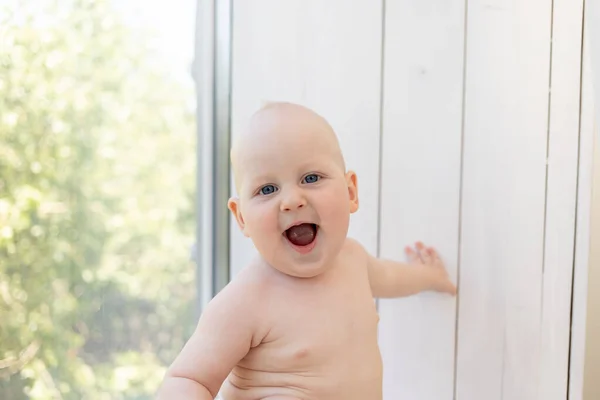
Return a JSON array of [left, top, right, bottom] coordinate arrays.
[[218, 370, 314, 400], [219, 355, 382, 400]]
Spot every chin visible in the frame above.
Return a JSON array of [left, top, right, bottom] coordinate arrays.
[[273, 248, 333, 278], [276, 267, 327, 279], [280, 262, 331, 278]]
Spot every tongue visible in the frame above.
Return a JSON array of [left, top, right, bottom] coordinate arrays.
[[285, 224, 316, 246]]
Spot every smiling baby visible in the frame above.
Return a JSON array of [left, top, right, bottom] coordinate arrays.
[[157, 102, 456, 400]]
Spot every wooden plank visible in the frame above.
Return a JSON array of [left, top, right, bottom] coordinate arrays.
[[574, 5, 600, 396], [377, 1, 465, 398], [569, 24, 595, 400], [455, 1, 553, 399], [229, 0, 383, 276], [539, 0, 584, 398], [583, 131, 600, 400]]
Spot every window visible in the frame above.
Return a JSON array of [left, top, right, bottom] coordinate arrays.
[[0, 0, 197, 398]]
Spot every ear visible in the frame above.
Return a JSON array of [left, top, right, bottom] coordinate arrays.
[[228, 197, 249, 237], [345, 171, 359, 213]]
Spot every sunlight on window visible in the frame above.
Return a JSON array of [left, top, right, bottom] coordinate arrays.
[[0, 0, 197, 398]]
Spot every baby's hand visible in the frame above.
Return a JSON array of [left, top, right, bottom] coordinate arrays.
[[405, 241, 457, 295]]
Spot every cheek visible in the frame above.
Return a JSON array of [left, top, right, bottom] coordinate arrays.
[[317, 185, 351, 224], [244, 201, 279, 237]]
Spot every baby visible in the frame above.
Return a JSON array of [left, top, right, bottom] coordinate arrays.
[[157, 102, 456, 400]]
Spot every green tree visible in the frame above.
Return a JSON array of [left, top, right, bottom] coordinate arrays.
[[0, 0, 197, 398]]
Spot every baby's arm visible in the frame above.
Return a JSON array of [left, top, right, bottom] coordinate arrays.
[[156, 281, 263, 399], [350, 239, 456, 298]]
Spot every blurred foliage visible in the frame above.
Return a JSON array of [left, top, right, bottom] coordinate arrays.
[[0, 0, 197, 398]]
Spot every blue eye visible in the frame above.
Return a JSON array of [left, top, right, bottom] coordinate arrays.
[[303, 174, 320, 184], [259, 185, 277, 195]]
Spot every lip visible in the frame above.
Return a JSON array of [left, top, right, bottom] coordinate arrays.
[[282, 221, 319, 254]]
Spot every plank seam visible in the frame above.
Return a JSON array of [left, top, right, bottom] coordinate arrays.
[[567, 2, 587, 397], [453, 0, 470, 398], [539, 2, 556, 395], [375, 0, 387, 311], [541, 0, 556, 278]]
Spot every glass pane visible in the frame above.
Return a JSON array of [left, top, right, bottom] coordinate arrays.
[[0, 0, 197, 398]]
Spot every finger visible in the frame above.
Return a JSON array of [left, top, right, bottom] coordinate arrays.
[[405, 246, 420, 264], [420, 246, 433, 264], [415, 241, 427, 263]]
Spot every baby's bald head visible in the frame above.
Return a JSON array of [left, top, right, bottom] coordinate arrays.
[[231, 102, 346, 194]]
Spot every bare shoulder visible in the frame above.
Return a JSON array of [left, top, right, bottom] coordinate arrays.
[[206, 259, 273, 334], [341, 237, 370, 266]]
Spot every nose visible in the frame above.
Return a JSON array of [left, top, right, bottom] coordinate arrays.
[[280, 188, 306, 212]]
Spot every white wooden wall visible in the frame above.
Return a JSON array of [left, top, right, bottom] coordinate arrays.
[[228, 1, 592, 399], [230, 0, 383, 274]]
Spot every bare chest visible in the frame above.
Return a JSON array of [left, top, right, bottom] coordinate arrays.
[[224, 268, 382, 399], [265, 285, 379, 364]]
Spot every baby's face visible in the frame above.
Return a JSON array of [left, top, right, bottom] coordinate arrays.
[[229, 105, 358, 278]]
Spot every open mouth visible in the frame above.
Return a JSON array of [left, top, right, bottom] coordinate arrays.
[[284, 223, 318, 252]]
